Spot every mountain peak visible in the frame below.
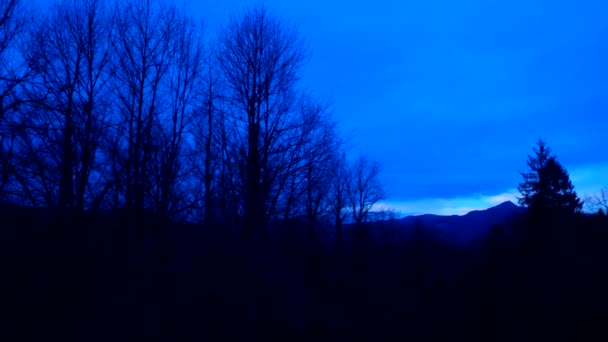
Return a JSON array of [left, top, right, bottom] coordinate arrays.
[[396, 200, 526, 244], [488, 200, 525, 213], [494, 200, 519, 209], [464, 200, 525, 219]]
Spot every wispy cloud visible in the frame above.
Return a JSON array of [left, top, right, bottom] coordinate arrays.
[[378, 160, 608, 217], [378, 189, 519, 217]]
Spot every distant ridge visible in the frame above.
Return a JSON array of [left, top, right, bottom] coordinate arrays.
[[397, 201, 525, 243]]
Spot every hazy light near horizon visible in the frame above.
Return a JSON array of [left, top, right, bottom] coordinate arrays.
[[378, 160, 608, 217], [378, 190, 519, 217]]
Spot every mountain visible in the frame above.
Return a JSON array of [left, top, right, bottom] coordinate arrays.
[[397, 201, 526, 243]]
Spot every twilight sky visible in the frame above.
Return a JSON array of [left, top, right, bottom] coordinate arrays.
[[26, 0, 608, 215], [34, 0, 604, 215], [183, 0, 608, 215]]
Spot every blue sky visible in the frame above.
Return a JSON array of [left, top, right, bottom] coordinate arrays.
[[186, 0, 608, 215], [35, 0, 608, 215]]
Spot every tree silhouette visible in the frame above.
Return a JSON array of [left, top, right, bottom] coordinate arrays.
[[110, 0, 200, 233], [586, 188, 608, 214], [0, 0, 28, 121], [328, 152, 350, 245], [349, 155, 386, 226], [0, 0, 31, 200], [518, 139, 582, 216], [4, 0, 113, 210], [217, 5, 307, 238], [0, 0, 384, 241]]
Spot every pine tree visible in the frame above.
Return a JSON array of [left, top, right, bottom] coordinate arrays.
[[518, 139, 552, 208], [518, 139, 582, 215]]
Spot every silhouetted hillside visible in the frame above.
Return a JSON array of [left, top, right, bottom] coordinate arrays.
[[3, 203, 608, 340], [398, 201, 526, 243]]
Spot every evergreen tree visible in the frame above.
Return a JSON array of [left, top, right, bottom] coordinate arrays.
[[518, 139, 582, 215]]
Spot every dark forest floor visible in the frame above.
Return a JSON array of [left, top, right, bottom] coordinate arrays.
[[2, 208, 608, 341]]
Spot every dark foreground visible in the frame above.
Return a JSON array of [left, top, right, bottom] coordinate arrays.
[[2, 207, 608, 341]]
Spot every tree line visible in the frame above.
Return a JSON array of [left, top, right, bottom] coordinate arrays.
[[3, 2, 608, 339], [0, 0, 386, 239]]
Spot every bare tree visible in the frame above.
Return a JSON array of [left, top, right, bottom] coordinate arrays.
[[285, 96, 339, 241], [586, 188, 608, 214], [189, 50, 244, 231], [0, 0, 29, 120], [150, 14, 204, 227], [265, 95, 328, 217], [349, 155, 386, 226], [72, 0, 114, 211], [201, 62, 217, 226], [0, 0, 30, 199], [13, 0, 113, 211], [111, 0, 180, 232], [189, 46, 225, 227], [329, 152, 351, 245], [217, 5, 306, 238]]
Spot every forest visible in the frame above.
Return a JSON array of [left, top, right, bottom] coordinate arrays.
[[2, 0, 608, 340]]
